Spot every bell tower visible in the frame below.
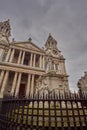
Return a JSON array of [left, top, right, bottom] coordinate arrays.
[[45, 33, 58, 50], [35, 34, 69, 96]]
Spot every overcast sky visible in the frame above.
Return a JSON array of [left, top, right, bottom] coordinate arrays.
[[0, 0, 87, 92]]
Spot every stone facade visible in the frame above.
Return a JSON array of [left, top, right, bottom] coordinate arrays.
[[77, 72, 87, 94], [0, 20, 69, 98]]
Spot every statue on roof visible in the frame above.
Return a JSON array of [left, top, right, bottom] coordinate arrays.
[[0, 19, 11, 45]]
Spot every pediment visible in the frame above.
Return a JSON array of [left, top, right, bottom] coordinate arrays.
[[14, 41, 44, 52]]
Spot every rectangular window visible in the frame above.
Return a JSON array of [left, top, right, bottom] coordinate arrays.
[[23, 52, 29, 65], [23, 59, 29, 65], [13, 49, 19, 63]]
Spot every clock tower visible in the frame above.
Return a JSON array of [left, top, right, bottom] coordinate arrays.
[[45, 33, 57, 49]]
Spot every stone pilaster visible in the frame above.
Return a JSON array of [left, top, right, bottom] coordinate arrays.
[[63, 61, 66, 74], [62, 62, 65, 74], [54, 63, 56, 71]]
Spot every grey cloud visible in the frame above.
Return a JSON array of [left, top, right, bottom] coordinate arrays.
[[0, 0, 87, 91]]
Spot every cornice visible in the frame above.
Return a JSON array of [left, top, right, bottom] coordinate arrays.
[[0, 62, 45, 75]]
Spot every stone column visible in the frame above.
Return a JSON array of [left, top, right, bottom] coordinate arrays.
[[5, 48, 11, 62], [58, 63, 61, 74], [33, 53, 36, 67], [25, 74, 31, 98], [0, 71, 9, 97], [62, 62, 65, 74], [0, 70, 5, 87], [9, 48, 15, 62], [0, 49, 4, 61], [63, 62, 66, 74], [10, 72, 18, 96], [42, 56, 45, 69], [54, 63, 56, 70], [15, 73, 22, 97], [40, 55, 42, 68], [30, 74, 35, 97], [17, 50, 22, 64], [21, 51, 25, 64], [30, 53, 33, 66]]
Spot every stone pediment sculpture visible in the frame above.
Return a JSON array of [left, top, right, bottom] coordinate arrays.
[[0, 19, 11, 45], [35, 74, 68, 97]]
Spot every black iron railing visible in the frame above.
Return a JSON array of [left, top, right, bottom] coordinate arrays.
[[0, 92, 87, 130]]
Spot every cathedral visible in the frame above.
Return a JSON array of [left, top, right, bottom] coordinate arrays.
[[0, 20, 69, 98]]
